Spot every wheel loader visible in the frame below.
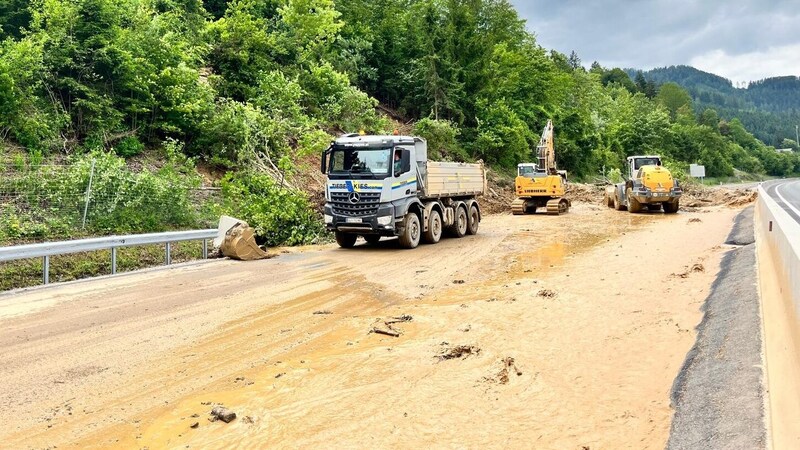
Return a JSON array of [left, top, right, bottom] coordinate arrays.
[[604, 155, 682, 213], [511, 120, 570, 215]]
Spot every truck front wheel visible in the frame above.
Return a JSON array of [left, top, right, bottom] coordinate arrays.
[[335, 231, 358, 248], [399, 213, 421, 249]]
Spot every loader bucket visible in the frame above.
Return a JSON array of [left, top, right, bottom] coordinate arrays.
[[217, 218, 270, 261]]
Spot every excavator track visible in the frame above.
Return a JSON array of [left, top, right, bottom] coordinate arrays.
[[511, 198, 528, 215], [545, 198, 570, 215]]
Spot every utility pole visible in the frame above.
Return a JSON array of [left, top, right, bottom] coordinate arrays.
[[796, 124, 799, 150]]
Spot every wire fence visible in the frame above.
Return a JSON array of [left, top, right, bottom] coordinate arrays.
[[0, 161, 221, 244]]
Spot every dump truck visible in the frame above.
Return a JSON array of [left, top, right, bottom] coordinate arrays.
[[511, 120, 570, 215], [604, 155, 682, 213], [321, 134, 486, 249]]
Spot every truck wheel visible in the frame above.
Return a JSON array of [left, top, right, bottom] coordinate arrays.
[[467, 204, 480, 235], [423, 210, 442, 244], [664, 200, 679, 214], [364, 235, 381, 245], [335, 231, 357, 248], [626, 188, 642, 213], [451, 206, 468, 238], [399, 213, 421, 249]]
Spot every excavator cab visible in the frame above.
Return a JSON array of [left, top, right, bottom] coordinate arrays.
[[518, 163, 538, 178]]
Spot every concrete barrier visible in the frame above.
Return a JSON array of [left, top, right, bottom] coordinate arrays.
[[755, 182, 800, 449]]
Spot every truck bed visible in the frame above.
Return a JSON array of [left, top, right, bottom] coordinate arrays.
[[422, 161, 485, 199]]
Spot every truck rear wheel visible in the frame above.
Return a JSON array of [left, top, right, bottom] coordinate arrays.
[[399, 213, 421, 249], [423, 210, 442, 244], [626, 188, 642, 213], [450, 206, 468, 238], [467, 204, 480, 235], [664, 200, 679, 214], [335, 231, 357, 248]]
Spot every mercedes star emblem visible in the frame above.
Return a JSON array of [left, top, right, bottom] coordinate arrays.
[[348, 192, 361, 204]]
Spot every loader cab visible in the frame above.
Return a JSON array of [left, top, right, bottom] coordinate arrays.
[[626, 156, 662, 179]]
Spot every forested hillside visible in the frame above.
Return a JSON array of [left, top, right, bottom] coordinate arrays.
[[0, 0, 797, 245], [632, 65, 800, 148]]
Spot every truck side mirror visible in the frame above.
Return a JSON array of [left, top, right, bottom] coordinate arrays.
[[320, 148, 329, 174]]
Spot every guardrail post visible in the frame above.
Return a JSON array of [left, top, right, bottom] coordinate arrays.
[[43, 255, 49, 285], [111, 247, 117, 275], [165, 242, 171, 265], [202, 239, 208, 259]]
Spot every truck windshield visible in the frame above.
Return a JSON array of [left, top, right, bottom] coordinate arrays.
[[329, 148, 392, 179]]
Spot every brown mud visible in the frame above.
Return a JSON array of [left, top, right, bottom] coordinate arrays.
[[0, 204, 741, 449]]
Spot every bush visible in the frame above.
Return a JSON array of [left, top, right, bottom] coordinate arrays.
[[218, 172, 324, 247], [412, 118, 467, 161], [114, 136, 145, 158]]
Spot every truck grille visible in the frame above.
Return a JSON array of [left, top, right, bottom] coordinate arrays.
[[331, 192, 381, 217]]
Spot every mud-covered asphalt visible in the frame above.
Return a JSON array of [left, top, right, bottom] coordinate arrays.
[[668, 206, 766, 450], [0, 204, 746, 449]]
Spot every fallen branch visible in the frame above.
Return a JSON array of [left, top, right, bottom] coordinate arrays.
[[371, 327, 401, 337]]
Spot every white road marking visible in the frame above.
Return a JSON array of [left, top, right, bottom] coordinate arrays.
[[774, 180, 800, 219]]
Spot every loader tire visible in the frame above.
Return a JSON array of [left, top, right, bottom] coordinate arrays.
[[614, 191, 626, 211], [399, 212, 421, 249], [335, 232, 357, 248], [467, 204, 480, 235], [626, 188, 642, 213], [423, 210, 443, 244], [663, 200, 679, 214]]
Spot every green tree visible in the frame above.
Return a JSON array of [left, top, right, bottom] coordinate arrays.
[[656, 82, 693, 121]]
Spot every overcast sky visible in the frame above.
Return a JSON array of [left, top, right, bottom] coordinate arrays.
[[510, 0, 800, 85]]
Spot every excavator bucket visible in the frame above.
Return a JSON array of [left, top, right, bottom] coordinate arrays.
[[216, 216, 270, 261]]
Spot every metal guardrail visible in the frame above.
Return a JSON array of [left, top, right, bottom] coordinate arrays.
[[0, 229, 218, 285]]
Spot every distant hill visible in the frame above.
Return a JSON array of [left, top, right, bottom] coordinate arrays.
[[626, 65, 800, 147]]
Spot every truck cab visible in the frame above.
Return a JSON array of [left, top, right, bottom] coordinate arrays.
[[320, 134, 485, 249]]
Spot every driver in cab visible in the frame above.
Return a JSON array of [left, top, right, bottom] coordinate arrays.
[[394, 150, 402, 176]]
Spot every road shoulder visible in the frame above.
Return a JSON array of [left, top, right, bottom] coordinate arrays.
[[667, 206, 766, 449]]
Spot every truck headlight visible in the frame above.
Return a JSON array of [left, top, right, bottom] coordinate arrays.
[[324, 214, 333, 224], [377, 215, 392, 226]]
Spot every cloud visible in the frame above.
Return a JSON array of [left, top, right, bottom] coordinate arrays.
[[690, 44, 800, 85], [510, 0, 800, 81]]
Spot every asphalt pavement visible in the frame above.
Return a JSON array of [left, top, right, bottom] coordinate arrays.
[[762, 179, 800, 224], [667, 206, 767, 450]]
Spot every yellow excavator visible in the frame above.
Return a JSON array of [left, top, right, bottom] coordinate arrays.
[[511, 120, 570, 215]]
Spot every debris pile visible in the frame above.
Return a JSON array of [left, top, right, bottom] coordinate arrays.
[[370, 315, 413, 337], [566, 184, 606, 204], [437, 344, 481, 361], [537, 289, 557, 298], [672, 263, 705, 279], [681, 185, 758, 208]]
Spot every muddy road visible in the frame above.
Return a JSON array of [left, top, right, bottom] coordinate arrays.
[[0, 204, 742, 449]]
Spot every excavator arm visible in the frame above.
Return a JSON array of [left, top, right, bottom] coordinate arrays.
[[537, 120, 557, 175]]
